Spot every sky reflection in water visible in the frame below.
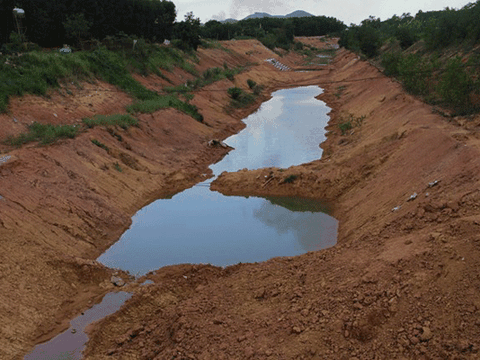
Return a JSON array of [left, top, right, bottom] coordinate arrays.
[[98, 86, 338, 276]]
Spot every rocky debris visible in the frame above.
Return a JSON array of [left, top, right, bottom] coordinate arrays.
[[207, 139, 229, 148], [110, 276, 125, 287], [419, 327, 432, 341], [0, 155, 12, 164], [407, 192, 418, 201]]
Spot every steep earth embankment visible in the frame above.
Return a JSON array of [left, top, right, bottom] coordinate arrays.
[[0, 39, 334, 358], [84, 48, 480, 359]]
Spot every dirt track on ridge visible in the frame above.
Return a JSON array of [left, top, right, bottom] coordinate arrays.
[[2, 38, 480, 359]]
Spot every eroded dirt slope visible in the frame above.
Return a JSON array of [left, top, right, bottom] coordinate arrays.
[[84, 47, 480, 359], [0, 39, 332, 359]]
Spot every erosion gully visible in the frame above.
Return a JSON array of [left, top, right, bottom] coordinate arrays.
[[25, 85, 338, 359]]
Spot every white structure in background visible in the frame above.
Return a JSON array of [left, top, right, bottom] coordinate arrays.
[[59, 44, 72, 54], [13, 8, 25, 39], [265, 58, 290, 71]]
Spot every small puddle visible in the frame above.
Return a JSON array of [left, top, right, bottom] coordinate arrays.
[[24, 292, 132, 360], [97, 86, 338, 276]]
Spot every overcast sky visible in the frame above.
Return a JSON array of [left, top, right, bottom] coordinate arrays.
[[174, 0, 472, 25]]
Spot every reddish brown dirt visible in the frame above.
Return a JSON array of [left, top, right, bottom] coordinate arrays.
[[3, 38, 480, 360], [0, 39, 329, 359]]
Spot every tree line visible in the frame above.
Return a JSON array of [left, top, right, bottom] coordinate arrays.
[[339, 1, 480, 113], [201, 16, 346, 49], [339, 1, 480, 58], [0, 0, 176, 47]]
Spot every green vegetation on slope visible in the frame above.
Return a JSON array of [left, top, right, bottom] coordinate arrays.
[[0, 38, 201, 115], [339, 1, 480, 114], [4, 123, 79, 146]]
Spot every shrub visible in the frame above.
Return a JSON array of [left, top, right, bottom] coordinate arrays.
[[202, 67, 222, 81], [395, 25, 417, 50], [381, 51, 402, 77], [91, 139, 109, 151], [438, 57, 474, 109], [398, 54, 433, 96], [294, 41, 304, 51], [247, 79, 256, 89], [225, 69, 235, 81], [113, 162, 123, 172], [283, 175, 298, 183], [230, 93, 255, 108], [338, 121, 352, 135], [252, 84, 263, 96], [227, 87, 243, 100]]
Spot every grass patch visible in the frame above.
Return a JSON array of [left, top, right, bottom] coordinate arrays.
[[228, 87, 257, 108], [113, 162, 123, 172], [0, 40, 202, 113], [282, 175, 298, 184], [127, 96, 203, 122], [338, 114, 366, 135], [334, 85, 346, 98], [82, 114, 138, 129], [165, 66, 244, 94], [0, 51, 94, 113], [4, 122, 79, 146], [91, 139, 109, 151], [338, 121, 353, 135]]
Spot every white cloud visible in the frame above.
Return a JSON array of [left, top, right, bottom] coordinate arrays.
[[173, 0, 472, 25]]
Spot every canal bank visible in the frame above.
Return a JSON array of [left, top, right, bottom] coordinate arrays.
[[85, 48, 480, 359], [1, 38, 336, 359], [3, 37, 480, 360]]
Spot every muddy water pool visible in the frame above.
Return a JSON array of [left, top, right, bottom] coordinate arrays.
[[24, 292, 132, 360], [24, 86, 338, 360], [98, 85, 338, 276]]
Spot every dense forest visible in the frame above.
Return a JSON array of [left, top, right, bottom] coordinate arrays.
[[339, 1, 480, 114], [200, 16, 346, 49], [2, 0, 479, 114], [0, 0, 344, 51], [0, 0, 176, 47]]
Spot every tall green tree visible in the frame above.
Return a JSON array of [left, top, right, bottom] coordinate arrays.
[[0, 0, 15, 45], [173, 12, 201, 50]]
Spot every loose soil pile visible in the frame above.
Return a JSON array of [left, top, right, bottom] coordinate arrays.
[[2, 38, 480, 360]]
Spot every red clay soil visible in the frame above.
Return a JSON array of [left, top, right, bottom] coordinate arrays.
[[0, 38, 329, 359], [2, 38, 480, 360]]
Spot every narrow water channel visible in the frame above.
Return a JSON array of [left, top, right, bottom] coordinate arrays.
[[98, 85, 338, 276], [24, 292, 132, 360], [24, 86, 337, 360]]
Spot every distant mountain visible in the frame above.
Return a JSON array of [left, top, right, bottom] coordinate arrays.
[[221, 18, 238, 24], [217, 10, 314, 23], [285, 10, 314, 18], [242, 10, 314, 21], [243, 12, 277, 20]]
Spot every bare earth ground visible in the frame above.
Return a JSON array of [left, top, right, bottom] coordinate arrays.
[[1, 38, 480, 359]]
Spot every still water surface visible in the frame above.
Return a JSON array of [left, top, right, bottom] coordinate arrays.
[[98, 86, 338, 276], [24, 292, 132, 360]]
